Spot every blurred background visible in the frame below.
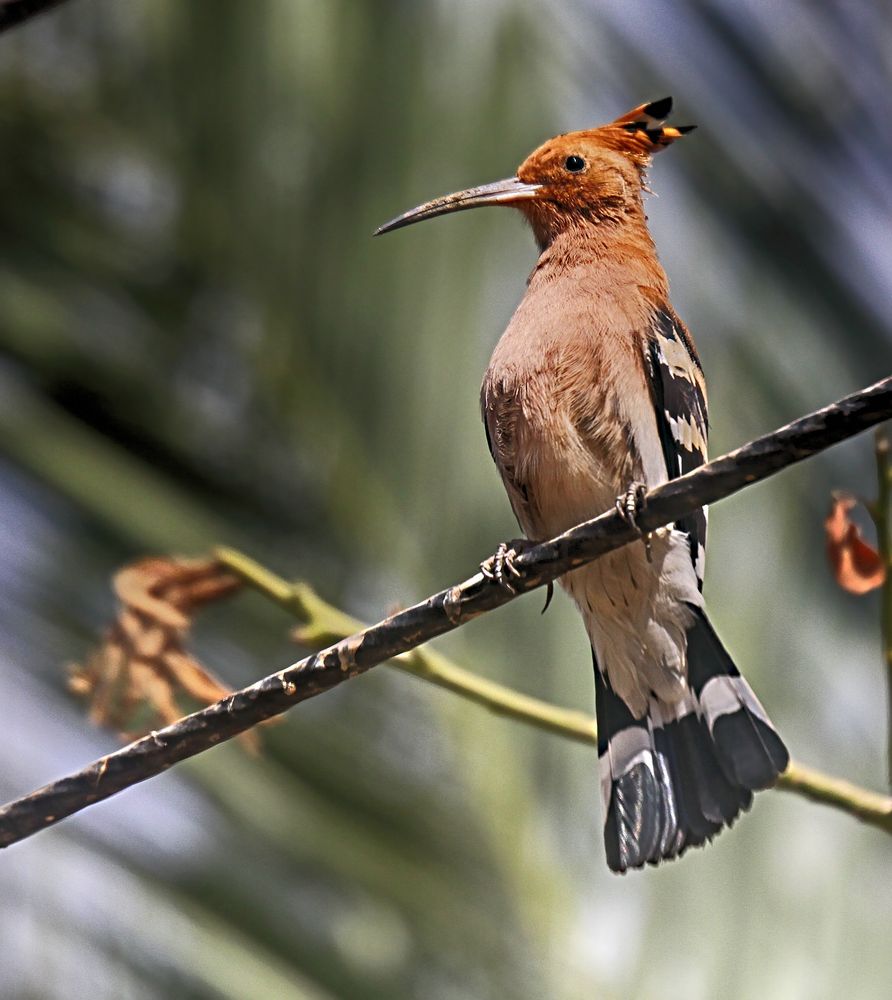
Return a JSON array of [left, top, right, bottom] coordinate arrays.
[[1, 1, 891, 997]]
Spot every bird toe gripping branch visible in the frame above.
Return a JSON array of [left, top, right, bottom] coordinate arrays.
[[480, 539, 532, 593], [614, 482, 653, 562]]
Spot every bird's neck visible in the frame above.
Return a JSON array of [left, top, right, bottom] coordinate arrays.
[[528, 212, 669, 297]]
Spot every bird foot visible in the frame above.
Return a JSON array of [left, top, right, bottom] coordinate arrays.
[[615, 482, 653, 562], [480, 538, 554, 610], [480, 538, 533, 594]]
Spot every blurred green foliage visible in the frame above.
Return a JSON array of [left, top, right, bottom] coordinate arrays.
[[1, 1, 891, 998]]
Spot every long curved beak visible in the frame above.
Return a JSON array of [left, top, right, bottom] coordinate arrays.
[[374, 176, 540, 235]]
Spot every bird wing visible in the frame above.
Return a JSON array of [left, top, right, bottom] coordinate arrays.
[[481, 382, 540, 533], [645, 309, 709, 588]]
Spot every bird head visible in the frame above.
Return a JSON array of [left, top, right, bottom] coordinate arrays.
[[375, 97, 694, 248]]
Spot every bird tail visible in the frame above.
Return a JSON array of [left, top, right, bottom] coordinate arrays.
[[595, 607, 789, 873]]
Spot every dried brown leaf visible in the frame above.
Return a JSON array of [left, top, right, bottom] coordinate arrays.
[[825, 495, 885, 595], [70, 556, 260, 748], [162, 649, 232, 704], [113, 562, 191, 630]]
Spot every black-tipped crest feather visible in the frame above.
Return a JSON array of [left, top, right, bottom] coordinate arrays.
[[642, 95, 673, 120]]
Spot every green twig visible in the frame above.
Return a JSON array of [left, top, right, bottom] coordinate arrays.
[[776, 762, 892, 832], [216, 547, 892, 837]]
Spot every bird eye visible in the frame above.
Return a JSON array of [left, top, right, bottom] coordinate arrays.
[[564, 155, 586, 173]]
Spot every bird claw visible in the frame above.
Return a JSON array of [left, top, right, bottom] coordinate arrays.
[[480, 539, 529, 593], [616, 482, 653, 562], [541, 580, 555, 614]]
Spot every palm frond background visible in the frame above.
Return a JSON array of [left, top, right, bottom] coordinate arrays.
[[1, 2, 890, 997]]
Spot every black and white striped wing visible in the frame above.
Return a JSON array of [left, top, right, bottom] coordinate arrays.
[[599, 311, 790, 873], [645, 310, 709, 588]]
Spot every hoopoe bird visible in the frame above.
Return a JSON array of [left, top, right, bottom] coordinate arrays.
[[376, 98, 788, 872]]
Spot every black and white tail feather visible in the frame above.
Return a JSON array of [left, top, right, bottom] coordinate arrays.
[[594, 308, 788, 872], [595, 611, 788, 872]]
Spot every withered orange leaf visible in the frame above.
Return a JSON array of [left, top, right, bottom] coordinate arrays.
[[69, 556, 266, 750], [825, 494, 885, 595]]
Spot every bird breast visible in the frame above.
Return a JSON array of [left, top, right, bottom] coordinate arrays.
[[482, 274, 666, 542]]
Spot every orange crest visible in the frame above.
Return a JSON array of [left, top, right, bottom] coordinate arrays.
[[598, 96, 696, 161]]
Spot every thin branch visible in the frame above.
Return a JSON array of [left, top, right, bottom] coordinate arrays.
[[219, 547, 892, 835], [874, 426, 892, 788], [1, 375, 891, 848], [776, 762, 892, 832], [0, 0, 73, 33]]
